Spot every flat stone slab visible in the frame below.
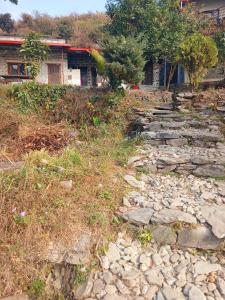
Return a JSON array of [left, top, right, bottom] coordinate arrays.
[[194, 261, 222, 275], [0, 161, 24, 173], [124, 175, 145, 190], [151, 209, 197, 225], [192, 165, 225, 178], [201, 206, 225, 239], [122, 208, 154, 225], [177, 226, 223, 250], [151, 225, 177, 246]]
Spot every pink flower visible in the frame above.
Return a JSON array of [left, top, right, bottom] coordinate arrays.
[[20, 211, 27, 217]]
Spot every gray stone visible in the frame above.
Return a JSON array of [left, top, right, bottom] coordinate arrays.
[[151, 209, 197, 225], [145, 270, 164, 286], [188, 285, 206, 300], [177, 226, 223, 250], [161, 287, 185, 300], [105, 285, 117, 294], [191, 156, 214, 165], [103, 295, 127, 300], [145, 286, 159, 300], [0, 295, 29, 300], [124, 175, 145, 190], [106, 243, 121, 263], [201, 206, 225, 239], [166, 138, 188, 147], [192, 165, 225, 178], [157, 155, 190, 165], [217, 278, 225, 297], [151, 225, 177, 246], [60, 180, 73, 190], [92, 279, 105, 295], [170, 253, 180, 263], [74, 275, 93, 299], [0, 161, 24, 173], [122, 208, 154, 225], [194, 261, 222, 275], [152, 253, 163, 266], [65, 234, 92, 265]]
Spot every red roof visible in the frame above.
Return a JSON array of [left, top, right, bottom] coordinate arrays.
[[0, 39, 71, 48], [0, 39, 97, 53]]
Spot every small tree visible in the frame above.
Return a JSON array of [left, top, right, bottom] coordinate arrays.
[[102, 35, 145, 89], [90, 49, 105, 75], [20, 32, 48, 80], [57, 19, 73, 41], [214, 31, 225, 77], [5, 0, 18, 3], [179, 33, 218, 90], [0, 13, 14, 33]]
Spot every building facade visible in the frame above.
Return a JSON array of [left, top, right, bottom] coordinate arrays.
[[0, 36, 98, 87]]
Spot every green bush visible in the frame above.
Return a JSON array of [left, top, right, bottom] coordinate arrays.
[[10, 82, 68, 112]]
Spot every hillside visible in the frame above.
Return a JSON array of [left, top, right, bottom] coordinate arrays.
[[0, 12, 109, 47]]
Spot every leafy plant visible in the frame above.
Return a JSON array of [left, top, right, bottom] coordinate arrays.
[[90, 49, 105, 75], [20, 32, 48, 80], [179, 33, 218, 90], [138, 229, 152, 246], [13, 213, 30, 225], [92, 116, 101, 127], [10, 82, 67, 112], [102, 35, 146, 89], [100, 190, 112, 201], [28, 278, 45, 299]]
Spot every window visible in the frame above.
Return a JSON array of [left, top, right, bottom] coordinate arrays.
[[8, 63, 30, 76]]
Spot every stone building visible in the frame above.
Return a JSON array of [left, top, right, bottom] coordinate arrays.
[[0, 36, 98, 87]]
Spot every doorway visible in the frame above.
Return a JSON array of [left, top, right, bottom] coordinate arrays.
[[48, 64, 61, 84]]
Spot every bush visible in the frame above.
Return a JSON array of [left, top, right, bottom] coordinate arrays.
[[10, 82, 68, 112], [179, 33, 218, 90]]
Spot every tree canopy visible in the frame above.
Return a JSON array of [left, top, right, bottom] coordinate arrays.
[[5, 0, 18, 4]]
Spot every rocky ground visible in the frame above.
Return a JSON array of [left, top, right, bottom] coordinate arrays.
[[77, 93, 225, 300]]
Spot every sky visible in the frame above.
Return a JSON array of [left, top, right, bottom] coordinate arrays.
[[1, 0, 107, 19]]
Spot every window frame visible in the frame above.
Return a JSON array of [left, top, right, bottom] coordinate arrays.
[[7, 62, 30, 77]]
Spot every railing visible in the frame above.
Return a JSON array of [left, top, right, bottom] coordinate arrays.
[[202, 5, 225, 23]]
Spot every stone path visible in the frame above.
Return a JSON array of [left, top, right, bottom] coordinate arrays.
[[79, 94, 225, 300]]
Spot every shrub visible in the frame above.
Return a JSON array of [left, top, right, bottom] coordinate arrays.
[[10, 82, 68, 112], [179, 33, 218, 90], [102, 35, 146, 90]]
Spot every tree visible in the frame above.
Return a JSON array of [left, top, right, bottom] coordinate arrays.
[[0, 13, 14, 33], [179, 33, 218, 90], [5, 0, 18, 3], [20, 32, 48, 80], [105, 0, 202, 61], [102, 35, 145, 89], [214, 31, 225, 78], [57, 19, 73, 41]]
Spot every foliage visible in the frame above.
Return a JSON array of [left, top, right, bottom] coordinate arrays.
[[20, 32, 48, 79], [28, 278, 45, 299], [102, 35, 145, 89], [0, 13, 14, 33], [90, 50, 105, 75], [179, 33, 218, 90], [105, 0, 203, 61], [10, 82, 68, 112], [6, 0, 18, 3], [57, 19, 73, 41], [14, 12, 108, 47], [214, 31, 225, 63], [137, 229, 152, 246]]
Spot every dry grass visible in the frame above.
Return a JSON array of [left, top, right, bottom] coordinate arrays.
[[0, 90, 156, 297]]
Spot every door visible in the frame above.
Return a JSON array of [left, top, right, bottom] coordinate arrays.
[[143, 61, 153, 85], [48, 64, 61, 84], [80, 67, 88, 86]]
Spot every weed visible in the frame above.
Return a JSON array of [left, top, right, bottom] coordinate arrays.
[[137, 229, 152, 246], [28, 277, 45, 299], [73, 266, 91, 288], [87, 211, 108, 226], [93, 116, 101, 127], [100, 190, 112, 201], [13, 213, 30, 226], [111, 215, 122, 225]]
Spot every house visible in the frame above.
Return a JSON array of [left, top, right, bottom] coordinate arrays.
[[0, 36, 98, 87]]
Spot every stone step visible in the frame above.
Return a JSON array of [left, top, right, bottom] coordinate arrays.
[[154, 104, 173, 111], [141, 129, 224, 146]]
